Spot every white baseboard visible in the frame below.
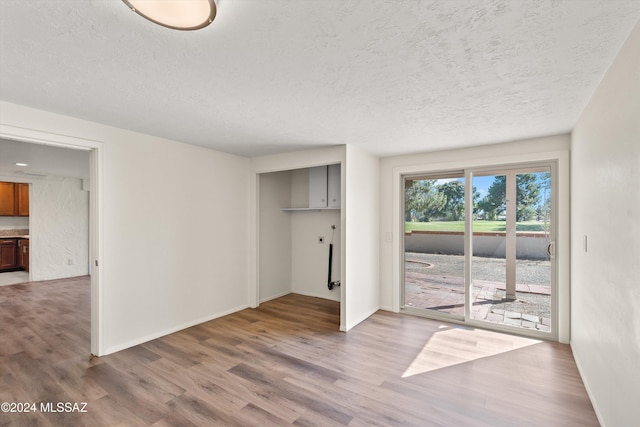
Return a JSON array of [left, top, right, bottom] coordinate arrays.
[[344, 305, 379, 331], [570, 340, 605, 427], [103, 303, 249, 356], [259, 290, 291, 303], [291, 289, 340, 302]]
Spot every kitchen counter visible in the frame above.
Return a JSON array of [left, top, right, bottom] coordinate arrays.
[[0, 229, 30, 239]]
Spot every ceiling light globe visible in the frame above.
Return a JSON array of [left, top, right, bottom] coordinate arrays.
[[123, 0, 216, 31]]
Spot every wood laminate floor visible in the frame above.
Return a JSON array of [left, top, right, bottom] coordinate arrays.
[[0, 277, 599, 426]]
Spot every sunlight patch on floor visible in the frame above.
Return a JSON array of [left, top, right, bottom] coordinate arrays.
[[402, 325, 541, 378]]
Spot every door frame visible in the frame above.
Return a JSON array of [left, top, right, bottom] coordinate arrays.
[[0, 124, 104, 355], [392, 152, 570, 343]]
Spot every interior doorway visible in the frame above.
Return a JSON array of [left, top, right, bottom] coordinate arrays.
[[402, 163, 556, 339], [0, 138, 91, 286], [0, 124, 103, 355]]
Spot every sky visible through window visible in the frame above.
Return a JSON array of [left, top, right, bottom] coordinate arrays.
[[472, 176, 493, 198], [434, 176, 493, 197]]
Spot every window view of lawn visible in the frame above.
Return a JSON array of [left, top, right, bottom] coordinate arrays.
[[405, 220, 548, 233], [404, 172, 551, 235]]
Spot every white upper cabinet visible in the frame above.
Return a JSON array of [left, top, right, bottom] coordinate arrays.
[[282, 164, 340, 211], [308, 166, 328, 208], [328, 164, 341, 208]]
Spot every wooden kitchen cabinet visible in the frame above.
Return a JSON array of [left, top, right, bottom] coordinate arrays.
[[16, 183, 29, 216], [0, 182, 16, 216], [0, 238, 18, 270], [18, 238, 29, 272], [0, 181, 29, 216]]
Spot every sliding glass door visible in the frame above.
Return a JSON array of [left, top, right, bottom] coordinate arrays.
[[403, 164, 555, 337], [403, 172, 466, 318], [470, 168, 553, 332]]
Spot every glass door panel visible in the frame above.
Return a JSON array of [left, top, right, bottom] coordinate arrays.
[[514, 170, 552, 332], [471, 169, 553, 333], [471, 173, 507, 322], [403, 174, 466, 317]]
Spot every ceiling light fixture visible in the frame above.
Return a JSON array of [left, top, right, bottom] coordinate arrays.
[[122, 0, 216, 31], [15, 163, 28, 167]]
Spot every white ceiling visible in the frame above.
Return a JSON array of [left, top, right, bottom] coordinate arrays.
[[0, 1, 639, 158], [0, 138, 90, 179]]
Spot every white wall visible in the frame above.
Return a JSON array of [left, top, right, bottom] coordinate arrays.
[[405, 232, 549, 259], [378, 135, 571, 341], [30, 177, 89, 281], [344, 144, 380, 330], [258, 170, 292, 302], [570, 22, 640, 427], [290, 168, 309, 209], [0, 101, 251, 355]]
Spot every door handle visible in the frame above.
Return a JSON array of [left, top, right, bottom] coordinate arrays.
[[547, 241, 556, 258]]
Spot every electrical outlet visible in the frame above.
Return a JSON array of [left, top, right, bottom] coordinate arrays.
[[318, 236, 325, 244]]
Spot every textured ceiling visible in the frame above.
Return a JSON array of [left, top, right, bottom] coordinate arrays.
[[0, 1, 639, 157], [0, 138, 90, 179]]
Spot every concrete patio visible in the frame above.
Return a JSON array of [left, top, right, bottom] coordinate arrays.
[[405, 253, 552, 332]]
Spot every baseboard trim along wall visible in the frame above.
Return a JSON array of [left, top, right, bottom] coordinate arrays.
[[571, 341, 605, 427], [259, 290, 292, 304], [104, 303, 250, 356]]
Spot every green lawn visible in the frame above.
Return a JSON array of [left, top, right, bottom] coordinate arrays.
[[405, 220, 548, 233]]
